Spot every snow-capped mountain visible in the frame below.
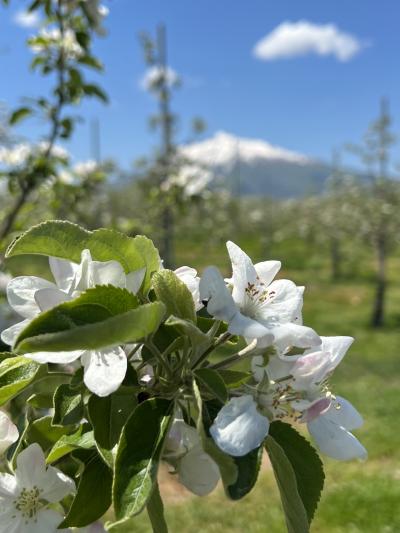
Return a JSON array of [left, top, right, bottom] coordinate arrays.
[[179, 131, 332, 198]]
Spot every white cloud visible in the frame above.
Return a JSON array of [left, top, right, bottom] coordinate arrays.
[[139, 66, 180, 91], [13, 10, 40, 29], [253, 20, 367, 62]]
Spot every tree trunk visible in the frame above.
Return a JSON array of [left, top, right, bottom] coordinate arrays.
[[371, 234, 386, 328]]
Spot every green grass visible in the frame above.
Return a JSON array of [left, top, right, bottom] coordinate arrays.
[[112, 246, 400, 532]]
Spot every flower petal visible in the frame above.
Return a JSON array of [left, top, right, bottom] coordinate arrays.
[[0, 319, 29, 347], [27, 349, 84, 364], [320, 336, 354, 372], [226, 241, 258, 307], [28, 508, 64, 533], [40, 466, 75, 503], [175, 266, 202, 311], [6, 276, 55, 318], [0, 473, 18, 497], [0, 411, 19, 454], [82, 347, 127, 397], [178, 446, 220, 496], [229, 312, 273, 339], [210, 395, 269, 457], [254, 260, 281, 286], [49, 255, 79, 293], [322, 396, 364, 430], [259, 279, 303, 323], [126, 268, 146, 294], [199, 266, 237, 322], [34, 287, 69, 312], [15, 443, 46, 488], [271, 323, 320, 352], [308, 415, 367, 461]]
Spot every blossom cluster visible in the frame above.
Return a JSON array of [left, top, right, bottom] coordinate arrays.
[[0, 226, 366, 532]]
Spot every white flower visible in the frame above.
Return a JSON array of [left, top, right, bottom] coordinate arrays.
[[200, 242, 320, 351], [83, 0, 109, 35], [209, 395, 269, 457], [0, 411, 19, 455], [73, 160, 98, 178], [306, 396, 367, 461], [30, 28, 83, 59], [0, 443, 75, 533], [164, 419, 220, 495], [174, 266, 202, 311], [1, 250, 145, 397]]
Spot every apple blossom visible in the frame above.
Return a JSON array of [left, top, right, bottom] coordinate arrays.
[[0, 411, 19, 455], [0, 443, 75, 533]]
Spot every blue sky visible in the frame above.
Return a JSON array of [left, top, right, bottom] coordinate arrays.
[[1, 0, 400, 169]]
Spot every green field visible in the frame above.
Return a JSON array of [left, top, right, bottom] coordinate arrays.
[[111, 237, 400, 533]]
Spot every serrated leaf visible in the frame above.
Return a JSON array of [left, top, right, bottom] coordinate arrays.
[[14, 287, 164, 353], [153, 270, 196, 323], [6, 220, 145, 274], [112, 398, 172, 524], [47, 426, 95, 464], [226, 446, 263, 500], [268, 421, 325, 523], [61, 451, 112, 527], [194, 368, 228, 404], [0, 356, 44, 406], [52, 384, 83, 426]]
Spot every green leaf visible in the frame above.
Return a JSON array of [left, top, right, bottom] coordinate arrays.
[[131, 235, 161, 293], [47, 426, 95, 464], [268, 421, 325, 523], [88, 387, 137, 465], [24, 416, 73, 452], [194, 368, 228, 404], [6, 220, 145, 274], [61, 451, 112, 527], [9, 107, 32, 125], [0, 356, 44, 406], [165, 315, 208, 346], [113, 398, 172, 524], [15, 287, 165, 353], [52, 384, 83, 426], [226, 446, 263, 500], [217, 369, 251, 388], [153, 270, 196, 323], [83, 83, 109, 103], [147, 482, 168, 533]]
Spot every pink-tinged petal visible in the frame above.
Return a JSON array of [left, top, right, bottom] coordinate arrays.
[[199, 266, 237, 322], [126, 268, 146, 294], [15, 443, 46, 488], [308, 415, 367, 461], [210, 395, 269, 457], [178, 446, 220, 496], [1, 319, 29, 347], [321, 396, 363, 430], [254, 260, 281, 286], [34, 287, 68, 312], [291, 351, 332, 391], [27, 350, 84, 364], [0, 411, 19, 454], [226, 241, 258, 307], [82, 347, 127, 397], [304, 397, 332, 422], [6, 276, 55, 318], [49, 256, 78, 293]]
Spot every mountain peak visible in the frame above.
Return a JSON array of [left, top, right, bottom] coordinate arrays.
[[182, 131, 311, 167]]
